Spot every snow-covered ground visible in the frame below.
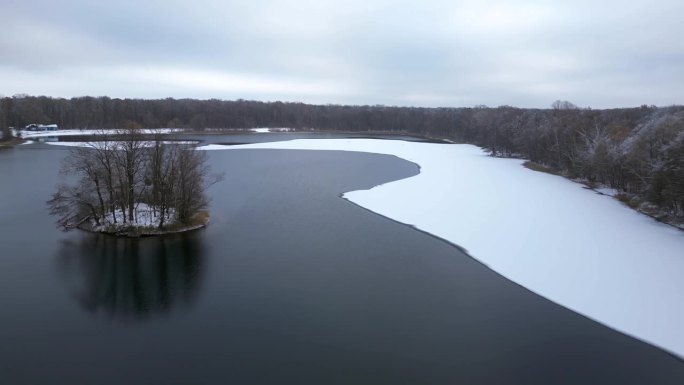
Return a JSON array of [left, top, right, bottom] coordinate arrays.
[[250, 127, 293, 133], [201, 138, 684, 358], [595, 187, 619, 197], [16, 128, 183, 139], [91, 203, 175, 231]]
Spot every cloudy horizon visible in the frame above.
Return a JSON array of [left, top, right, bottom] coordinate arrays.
[[1, 0, 683, 108]]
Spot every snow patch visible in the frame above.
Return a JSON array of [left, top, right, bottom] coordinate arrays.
[[91, 203, 175, 231], [595, 187, 619, 197], [200, 138, 684, 358], [249, 127, 295, 133]]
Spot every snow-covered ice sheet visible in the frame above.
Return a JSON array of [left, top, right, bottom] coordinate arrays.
[[201, 138, 684, 358]]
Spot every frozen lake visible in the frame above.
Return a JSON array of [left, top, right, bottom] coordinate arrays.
[[0, 134, 682, 384]]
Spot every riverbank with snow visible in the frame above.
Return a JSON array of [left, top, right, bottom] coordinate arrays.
[[201, 138, 684, 358], [15, 127, 297, 139], [15, 128, 185, 139]]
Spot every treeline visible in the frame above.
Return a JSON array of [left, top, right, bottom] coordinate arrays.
[[452, 102, 684, 222], [0, 95, 458, 132], [47, 128, 215, 233], [2, 95, 682, 223]]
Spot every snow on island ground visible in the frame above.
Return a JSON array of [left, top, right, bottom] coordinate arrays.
[[201, 139, 684, 358], [82, 203, 208, 236], [90, 203, 176, 232]]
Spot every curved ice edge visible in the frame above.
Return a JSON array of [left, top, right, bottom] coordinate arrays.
[[200, 138, 684, 360], [338, 153, 684, 362], [342, 191, 684, 363]]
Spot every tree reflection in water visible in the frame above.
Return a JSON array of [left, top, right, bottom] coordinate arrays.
[[56, 233, 205, 320]]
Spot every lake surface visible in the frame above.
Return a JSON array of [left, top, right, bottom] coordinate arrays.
[[1, 133, 683, 384]]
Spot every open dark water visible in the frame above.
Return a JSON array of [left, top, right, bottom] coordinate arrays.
[[1, 135, 683, 384]]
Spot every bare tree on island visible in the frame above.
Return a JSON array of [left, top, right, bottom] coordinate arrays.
[[47, 127, 222, 236]]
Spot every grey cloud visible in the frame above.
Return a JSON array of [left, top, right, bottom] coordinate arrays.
[[0, 0, 682, 107]]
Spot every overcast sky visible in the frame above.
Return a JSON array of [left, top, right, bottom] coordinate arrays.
[[1, 0, 682, 108]]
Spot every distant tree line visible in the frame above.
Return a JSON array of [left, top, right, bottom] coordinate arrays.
[[0, 94, 460, 133], [2, 94, 682, 223]]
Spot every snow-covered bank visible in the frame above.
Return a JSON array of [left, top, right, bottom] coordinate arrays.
[[250, 127, 293, 133], [201, 139, 684, 358], [17, 128, 183, 139]]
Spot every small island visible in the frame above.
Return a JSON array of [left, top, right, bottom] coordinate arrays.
[[47, 125, 221, 237]]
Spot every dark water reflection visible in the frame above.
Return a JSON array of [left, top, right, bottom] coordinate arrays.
[[56, 234, 203, 320]]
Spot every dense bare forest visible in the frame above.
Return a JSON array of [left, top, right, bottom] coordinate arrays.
[[2, 95, 683, 225]]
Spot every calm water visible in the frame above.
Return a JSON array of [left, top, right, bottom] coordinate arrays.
[[1, 135, 683, 384]]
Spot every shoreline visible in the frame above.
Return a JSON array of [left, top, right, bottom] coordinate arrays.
[[0, 137, 26, 149]]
